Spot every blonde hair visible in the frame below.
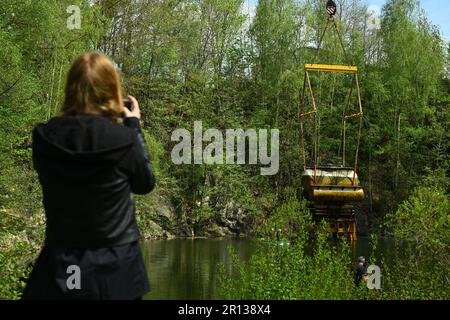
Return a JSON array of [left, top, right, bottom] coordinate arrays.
[[62, 52, 124, 122]]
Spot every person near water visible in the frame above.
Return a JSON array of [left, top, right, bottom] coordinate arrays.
[[354, 256, 368, 286], [22, 52, 155, 300]]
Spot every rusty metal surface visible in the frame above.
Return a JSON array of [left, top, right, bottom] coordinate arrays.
[[302, 168, 365, 203], [312, 189, 365, 202]]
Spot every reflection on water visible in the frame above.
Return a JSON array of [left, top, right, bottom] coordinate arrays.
[[141, 237, 394, 300], [142, 238, 256, 300]]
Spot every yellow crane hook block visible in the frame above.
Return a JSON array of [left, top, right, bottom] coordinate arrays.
[[304, 64, 358, 73]]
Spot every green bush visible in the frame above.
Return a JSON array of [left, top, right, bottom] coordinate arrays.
[[386, 185, 449, 251], [218, 198, 357, 300], [0, 230, 37, 300], [382, 181, 450, 300], [218, 192, 450, 300]]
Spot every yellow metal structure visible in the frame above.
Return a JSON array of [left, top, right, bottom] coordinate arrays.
[[301, 168, 365, 203], [299, 16, 365, 241], [326, 218, 358, 242], [304, 64, 358, 73], [301, 167, 364, 241]]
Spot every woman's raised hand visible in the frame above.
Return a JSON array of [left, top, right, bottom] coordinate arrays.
[[123, 95, 141, 119]]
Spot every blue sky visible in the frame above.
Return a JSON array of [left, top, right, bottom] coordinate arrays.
[[368, 0, 450, 41], [244, 0, 450, 42]]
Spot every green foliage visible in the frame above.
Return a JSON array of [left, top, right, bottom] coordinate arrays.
[[219, 227, 356, 299], [219, 211, 449, 300], [386, 184, 449, 251], [0, 236, 34, 300], [381, 172, 450, 300], [0, 163, 45, 300], [378, 242, 449, 300], [219, 188, 449, 300], [253, 195, 312, 240], [360, 0, 448, 222], [1, 0, 449, 299]]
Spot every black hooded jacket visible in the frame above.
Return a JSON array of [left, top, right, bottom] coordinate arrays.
[[32, 114, 155, 248]]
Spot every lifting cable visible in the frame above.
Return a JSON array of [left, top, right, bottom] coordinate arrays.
[[299, 2, 363, 185]]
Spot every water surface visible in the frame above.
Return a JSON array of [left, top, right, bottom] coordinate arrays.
[[141, 237, 393, 300], [142, 238, 256, 300]]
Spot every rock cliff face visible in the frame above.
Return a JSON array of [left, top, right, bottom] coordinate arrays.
[[138, 192, 250, 239], [135, 191, 177, 239], [216, 200, 247, 235], [138, 130, 255, 239]]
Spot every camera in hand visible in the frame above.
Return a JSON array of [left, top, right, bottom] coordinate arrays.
[[123, 99, 132, 111]]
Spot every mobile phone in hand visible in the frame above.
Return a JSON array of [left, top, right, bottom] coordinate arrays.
[[123, 99, 132, 111]]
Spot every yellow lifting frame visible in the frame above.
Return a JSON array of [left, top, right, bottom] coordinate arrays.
[[298, 14, 364, 242], [304, 64, 358, 73]]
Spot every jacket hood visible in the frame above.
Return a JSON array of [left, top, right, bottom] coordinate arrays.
[[32, 114, 134, 181]]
